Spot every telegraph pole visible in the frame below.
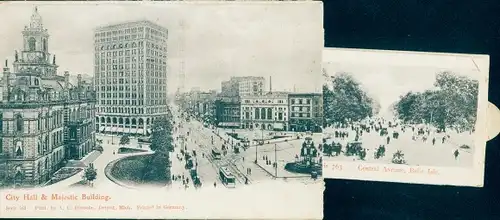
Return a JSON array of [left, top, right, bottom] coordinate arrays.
[[274, 143, 278, 177]]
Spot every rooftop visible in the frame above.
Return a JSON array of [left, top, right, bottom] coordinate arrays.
[[94, 20, 168, 33]]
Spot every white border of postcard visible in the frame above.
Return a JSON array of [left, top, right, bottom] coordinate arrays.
[[322, 48, 490, 187]]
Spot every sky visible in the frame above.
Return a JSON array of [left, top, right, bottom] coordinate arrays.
[[322, 62, 480, 116], [0, 2, 323, 94]]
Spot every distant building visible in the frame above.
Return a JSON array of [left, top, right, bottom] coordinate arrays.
[[288, 93, 323, 132], [214, 96, 241, 128], [240, 92, 289, 131], [93, 20, 169, 136], [220, 76, 265, 97], [0, 7, 96, 187], [183, 90, 217, 124]]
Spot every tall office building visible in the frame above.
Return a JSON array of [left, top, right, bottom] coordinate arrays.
[[220, 76, 265, 97], [93, 20, 168, 136]]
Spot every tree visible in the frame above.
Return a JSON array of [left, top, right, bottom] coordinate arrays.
[[150, 116, 174, 153], [119, 135, 130, 146], [146, 114, 174, 184], [393, 71, 478, 131], [83, 163, 97, 184], [323, 72, 377, 124]]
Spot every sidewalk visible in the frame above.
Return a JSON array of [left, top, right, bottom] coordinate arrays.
[[169, 149, 189, 190]]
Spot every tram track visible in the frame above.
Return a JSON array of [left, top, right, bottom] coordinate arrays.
[[187, 121, 252, 186]]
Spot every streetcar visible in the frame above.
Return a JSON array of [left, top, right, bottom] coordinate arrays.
[[185, 157, 194, 169], [211, 148, 222, 160], [219, 167, 236, 188]]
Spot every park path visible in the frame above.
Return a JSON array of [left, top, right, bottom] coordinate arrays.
[[45, 135, 153, 190]]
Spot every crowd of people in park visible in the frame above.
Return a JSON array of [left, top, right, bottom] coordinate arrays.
[[321, 116, 473, 164]]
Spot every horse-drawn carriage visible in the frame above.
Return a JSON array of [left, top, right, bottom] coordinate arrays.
[[345, 141, 363, 157], [380, 128, 388, 136], [392, 131, 399, 139], [323, 141, 342, 157], [374, 145, 386, 159]]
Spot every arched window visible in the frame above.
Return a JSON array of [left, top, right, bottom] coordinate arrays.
[[254, 108, 260, 120], [15, 114, 23, 132], [261, 108, 266, 120], [42, 39, 47, 51], [28, 37, 36, 51], [15, 141, 23, 157], [34, 78, 39, 86], [267, 108, 273, 120]]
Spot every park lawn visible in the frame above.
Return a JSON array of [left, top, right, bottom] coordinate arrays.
[[110, 153, 170, 187], [117, 147, 148, 154]]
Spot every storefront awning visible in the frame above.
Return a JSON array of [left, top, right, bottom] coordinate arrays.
[[104, 127, 112, 132], [116, 127, 124, 133], [147, 129, 152, 134], [100, 127, 105, 132], [137, 129, 145, 134]]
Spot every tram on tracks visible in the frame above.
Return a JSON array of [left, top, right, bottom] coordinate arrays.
[[211, 148, 222, 160], [219, 167, 236, 188]]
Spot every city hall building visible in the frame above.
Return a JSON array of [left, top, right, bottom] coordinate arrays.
[[0, 8, 97, 187], [93, 20, 169, 136]]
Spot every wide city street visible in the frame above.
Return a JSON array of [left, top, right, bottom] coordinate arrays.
[[170, 104, 319, 188], [322, 119, 475, 167]]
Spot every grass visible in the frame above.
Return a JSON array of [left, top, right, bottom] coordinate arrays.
[[110, 154, 170, 187], [117, 147, 148, 154], [48, 168, 83, 185]]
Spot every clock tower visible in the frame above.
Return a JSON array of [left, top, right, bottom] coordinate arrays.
[[13, 7, 58, 77]]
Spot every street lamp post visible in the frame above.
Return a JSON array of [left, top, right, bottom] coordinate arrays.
[[274, 143, 278, 177]]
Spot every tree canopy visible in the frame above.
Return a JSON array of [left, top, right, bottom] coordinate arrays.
[[119, 135, 130, 146], [393, 71, 478, 130], [323, 72, 378, 123], [150, 116, 174, 153], [83, 163, 97, 183], [144, 114, 174, 184]]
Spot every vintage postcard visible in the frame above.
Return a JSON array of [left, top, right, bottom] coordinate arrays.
[[321, 48, 489, 187], [0, 1, 324, 219]]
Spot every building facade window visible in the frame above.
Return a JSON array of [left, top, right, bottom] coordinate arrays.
[[15, 141, 23, 157], [28, 37, 36, 51], [15, 114, 23, 132]]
